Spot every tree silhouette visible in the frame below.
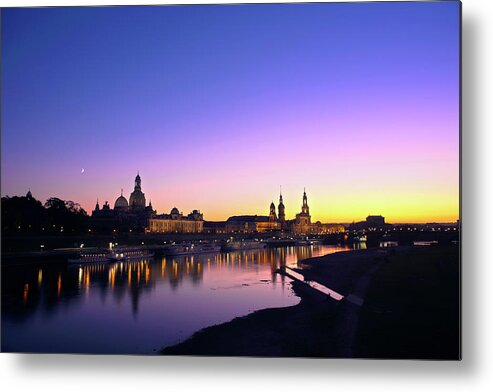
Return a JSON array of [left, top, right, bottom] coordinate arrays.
[[2, 194, 88, 234]]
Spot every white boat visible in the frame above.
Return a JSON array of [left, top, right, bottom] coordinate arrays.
[[68, 246, 154, 264], [68, 248, 111, 264], [109, 247, 154, 261]]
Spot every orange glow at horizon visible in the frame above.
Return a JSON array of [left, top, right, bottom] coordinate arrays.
[[140, 185, 459, 224], [17, 146, 459, 225]]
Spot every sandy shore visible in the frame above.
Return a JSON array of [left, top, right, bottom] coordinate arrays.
[[161, 246, 460, 359]]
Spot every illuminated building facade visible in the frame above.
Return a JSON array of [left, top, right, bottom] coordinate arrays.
[[225, 215, 279, 233], [320, 223, 346, 234], [148, 208, 204, 233], [225, 190, 338, 234], [225, 199, 282, 233], [202, 221, 228, 234], [90, 178, 339, 235]]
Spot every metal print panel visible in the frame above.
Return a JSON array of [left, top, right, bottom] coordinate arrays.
[[1, 1, 461, 359]]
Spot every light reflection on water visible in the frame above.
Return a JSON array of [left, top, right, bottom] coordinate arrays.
[[2, 244, 350, 354]]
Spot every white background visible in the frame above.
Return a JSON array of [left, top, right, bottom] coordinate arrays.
[[0, 0, 491, 391]]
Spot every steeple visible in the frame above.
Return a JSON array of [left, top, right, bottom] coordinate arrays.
[[134, 172, 141, 191], [95, 198, 100, 211], [278, 185, 286, 226], [130, 172, 146, 209], [26, 189, 33, 199], [302, 188, 309, 215], [269, 201, 277, 222]]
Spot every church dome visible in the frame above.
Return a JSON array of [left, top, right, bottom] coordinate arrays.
[[114, 192, 129, 209], [129, 190, 146, 208], [170, 207, 180, 214]]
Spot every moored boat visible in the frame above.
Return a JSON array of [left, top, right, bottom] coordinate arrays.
[[108, 246, 154, 261], [413, 240, 438, 246], [68, 248, 111, 264], [164, 242, 221, 256], [222, 240, 267, 252], [379, 241, 398, 247], [68, 246, 154, 264], [295, 239, 313, 246]]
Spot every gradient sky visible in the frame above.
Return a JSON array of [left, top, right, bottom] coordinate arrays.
[[1, 2, 460, 223]]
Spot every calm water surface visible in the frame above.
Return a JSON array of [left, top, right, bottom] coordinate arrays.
[[2, 244, 350, 354]]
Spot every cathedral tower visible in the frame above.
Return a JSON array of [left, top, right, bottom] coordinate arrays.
[[269, 201, 277, 221], [278, 187, 286, 228], [129, 172, 146, 209], [301, 187, 309, 215], [293, 189, 312, 234]]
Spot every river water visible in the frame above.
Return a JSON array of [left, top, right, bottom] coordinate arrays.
[[1, 244, 351, 354]]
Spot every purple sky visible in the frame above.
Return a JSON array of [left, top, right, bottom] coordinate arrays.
[[1, 2, 460, 223]]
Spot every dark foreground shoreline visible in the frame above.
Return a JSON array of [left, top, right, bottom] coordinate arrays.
[[161, 246, 460, 359]]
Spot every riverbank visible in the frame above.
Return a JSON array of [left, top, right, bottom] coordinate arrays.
[[161, 245, 460, 359]]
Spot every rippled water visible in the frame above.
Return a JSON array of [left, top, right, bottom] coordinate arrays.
[[1, 244, 350, 354]]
